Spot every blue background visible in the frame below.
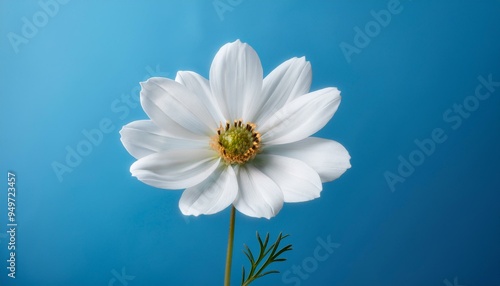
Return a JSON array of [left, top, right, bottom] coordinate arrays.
[[1, 0, 500, 285]]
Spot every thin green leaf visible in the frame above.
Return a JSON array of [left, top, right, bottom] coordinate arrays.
[[256, 270, 280, 278], [243, 244, 255, 264], [241, 232, 292, 286], [273, 244, 293, 259]]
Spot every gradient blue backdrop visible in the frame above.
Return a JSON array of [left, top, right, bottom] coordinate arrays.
[[1, 1, 500, 285]]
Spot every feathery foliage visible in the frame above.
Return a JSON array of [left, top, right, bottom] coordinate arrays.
[[241, 232, 292, 286]]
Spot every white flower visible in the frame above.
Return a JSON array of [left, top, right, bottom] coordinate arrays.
[[120, 40, 351, 219]]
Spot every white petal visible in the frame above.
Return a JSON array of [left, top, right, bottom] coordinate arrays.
[[233, 164, 284, 219], [175, 71, 226, 123], [140, 77, 217, 138], [209, 40, 263, 121], [254, 154, 322, 203], [255, 57, 312, 125], [179, 165, 237, 216], [130, 149, 220, 190], [265, 137, 351, 182], [120, 120, 206, 159], [260, 87, 341, 145]]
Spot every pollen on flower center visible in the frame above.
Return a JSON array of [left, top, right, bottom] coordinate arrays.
[[211, 119, 261, 165]]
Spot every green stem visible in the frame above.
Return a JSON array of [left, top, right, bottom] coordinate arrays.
[[224, 206, 236, 286]]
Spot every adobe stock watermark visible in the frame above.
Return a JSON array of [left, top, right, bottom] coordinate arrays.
[[339, 0, 411, 63], [7, 0, 71, 54], [51, 65, 168, 182], [384, 74, 500, 192], [213, 0, 245, 21], [108, 267, 135, 286], [282, 235, 340, 285]]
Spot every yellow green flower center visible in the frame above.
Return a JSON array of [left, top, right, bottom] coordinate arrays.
[[211, 119, 261, 165]]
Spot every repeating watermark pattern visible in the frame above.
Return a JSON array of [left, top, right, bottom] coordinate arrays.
[[7, 0, 71, 54], [51, 65, 168, 182], [282, 235, 340, 285], [339, 0, 411, 63], [213, 0, 245, 21], [384, 74, 500, 192], [108, 267, 135, 286], [444, 277, 466, 286]]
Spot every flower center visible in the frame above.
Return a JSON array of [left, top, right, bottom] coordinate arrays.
[[211, 119, 261, 165]]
